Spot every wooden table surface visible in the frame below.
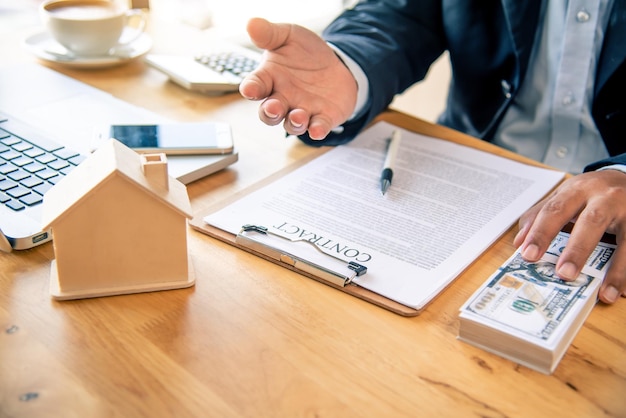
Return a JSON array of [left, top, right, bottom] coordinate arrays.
[[1, 6, 625, 418]]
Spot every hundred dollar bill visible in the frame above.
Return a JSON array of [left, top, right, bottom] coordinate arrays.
[[461, 231, 616, 342], [542, 231, 615, 278]]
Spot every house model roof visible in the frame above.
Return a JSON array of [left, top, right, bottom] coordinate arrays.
[[41, 139, 193, 229]]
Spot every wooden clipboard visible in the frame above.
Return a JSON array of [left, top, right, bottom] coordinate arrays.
[[189, 110, 559, 317]]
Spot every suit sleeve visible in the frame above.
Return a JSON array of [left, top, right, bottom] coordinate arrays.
[[584, 154, 626, 172], [298, 0, 446, 146]]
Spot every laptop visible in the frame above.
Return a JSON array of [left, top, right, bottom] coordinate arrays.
[[0, 64, 238, 251]]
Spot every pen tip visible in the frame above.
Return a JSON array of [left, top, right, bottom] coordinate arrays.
[[380, 179, 390, 195]]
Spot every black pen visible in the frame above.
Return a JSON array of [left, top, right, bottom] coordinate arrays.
[[380, 129, 402, 195]]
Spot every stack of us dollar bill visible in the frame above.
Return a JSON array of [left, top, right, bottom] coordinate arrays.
[[458, 231, 616, 374]]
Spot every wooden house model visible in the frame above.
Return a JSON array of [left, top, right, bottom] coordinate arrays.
[[42, 139, 195, 300]]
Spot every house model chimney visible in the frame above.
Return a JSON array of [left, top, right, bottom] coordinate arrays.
[[140, 153, 169, 190]]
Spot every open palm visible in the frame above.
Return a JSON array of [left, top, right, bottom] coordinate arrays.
[[239, 18, 358, 140]]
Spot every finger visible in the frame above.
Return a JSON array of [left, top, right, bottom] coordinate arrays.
[[284, 109, 310, 136], [239, 74, 266, 101], [307, 113, 335, 140], [519, 192, 581, 262], [514, 201, 543, 247], [555, 204, 612, 280], [258, 97, 288, 126], [246, 17, 291, 51], [240, 53, 284, 101], [599, 234, 626, 304], [521, 177, 586, 262]]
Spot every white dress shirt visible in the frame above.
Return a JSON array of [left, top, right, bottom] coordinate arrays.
[[336, 0, 619, 174], [493, 0, 613, 174]]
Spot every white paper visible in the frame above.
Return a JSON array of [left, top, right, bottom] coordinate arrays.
[[204, 121, 565, 309]]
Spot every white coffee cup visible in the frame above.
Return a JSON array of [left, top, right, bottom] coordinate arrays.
[[40, 0, 147, 57]]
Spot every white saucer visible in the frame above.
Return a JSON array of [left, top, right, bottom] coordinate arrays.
[[23, 31, 153, 69]]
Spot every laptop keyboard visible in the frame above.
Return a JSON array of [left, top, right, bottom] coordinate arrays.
[[0, 112, 86, 212], [194, 51, 259, 81]]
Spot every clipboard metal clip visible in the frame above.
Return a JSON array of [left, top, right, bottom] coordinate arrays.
[[236, 224, 367, 287]]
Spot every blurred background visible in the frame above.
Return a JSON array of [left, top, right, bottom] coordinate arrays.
[[0, 0, 450, 123]]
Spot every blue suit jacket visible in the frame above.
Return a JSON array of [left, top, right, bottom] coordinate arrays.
[[300, 0, 626, 171]]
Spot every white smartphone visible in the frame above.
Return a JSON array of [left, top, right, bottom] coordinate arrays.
[[93, 122, 234, 155]]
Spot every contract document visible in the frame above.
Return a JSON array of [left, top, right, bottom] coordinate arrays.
[[203, 121, 565, 310]]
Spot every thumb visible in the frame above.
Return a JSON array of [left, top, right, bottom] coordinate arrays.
[[246, 17, 291, 51]]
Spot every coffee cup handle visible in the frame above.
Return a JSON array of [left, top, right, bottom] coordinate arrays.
[[118, 9, 147, 47]]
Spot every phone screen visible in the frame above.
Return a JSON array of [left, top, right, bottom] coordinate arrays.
[[109, 123, 223, 150], [96, 122, 234, 155]]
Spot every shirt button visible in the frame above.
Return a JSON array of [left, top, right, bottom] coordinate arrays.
[[562, 93, 575, 105], [556, 147, 569, 158], [576, 10, 590, 22], [501, 79, 512, 98]]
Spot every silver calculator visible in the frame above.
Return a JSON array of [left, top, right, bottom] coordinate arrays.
[[145, 45, 262, 96]]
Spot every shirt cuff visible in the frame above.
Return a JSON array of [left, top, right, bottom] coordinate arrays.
[[597, 164, 626, 175], [327, 42, 370, 121]]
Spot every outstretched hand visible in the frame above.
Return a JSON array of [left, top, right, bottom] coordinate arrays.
[[514, 169, 626, 304], [239, 17, 358, 140]]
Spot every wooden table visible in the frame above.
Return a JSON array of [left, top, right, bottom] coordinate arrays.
[[1, 7, 625, 418]]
